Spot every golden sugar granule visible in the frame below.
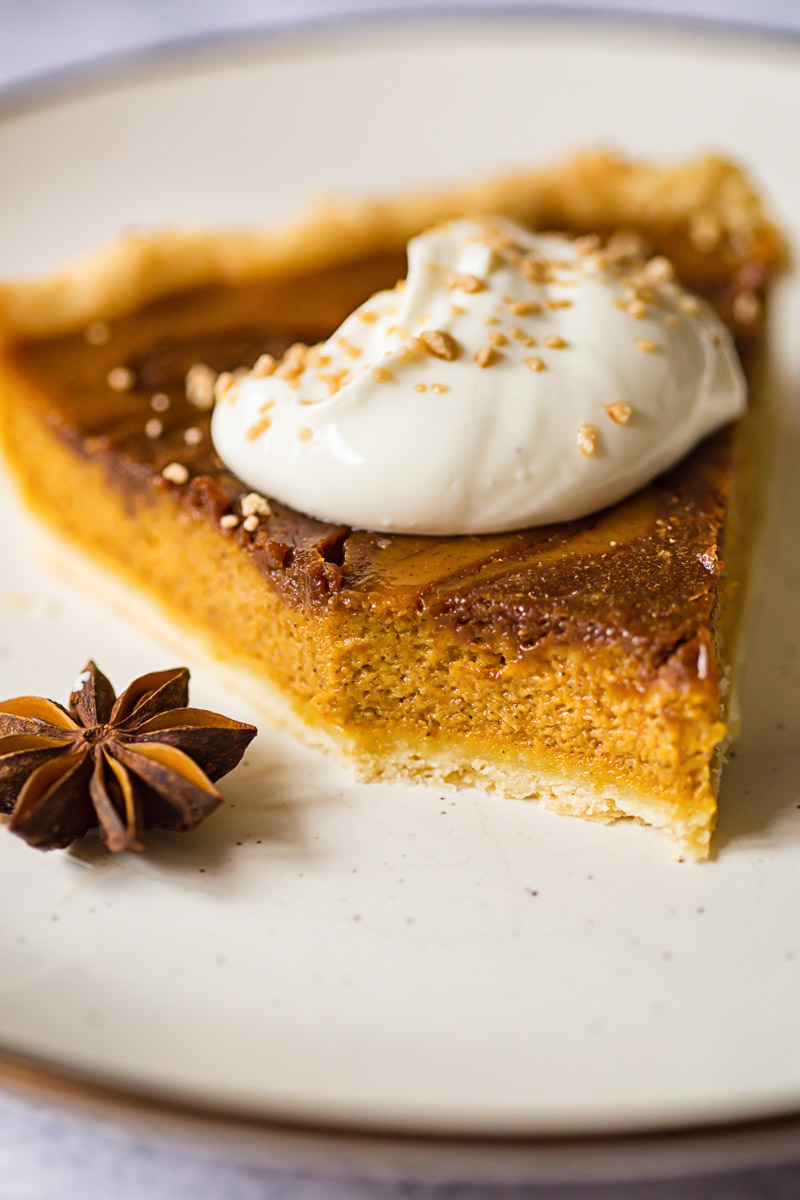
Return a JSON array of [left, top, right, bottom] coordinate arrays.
[[252, 353, 276, 378], [298, 426, 314, 442], [85, 322, 109, 345], [359, 310, 379, 323], [214, 373, 235, 403], [430, 383, 448, 394], [733, 289, 761, 325], [415, 383, 428, 392], [241, 492, 271, 518], [643, 256, 675, 284], [689, 211, 723, 253], [161, 462, 189, 485], [444, 273, 485, 293], [635, 338, 660, 354], [107, 366, 135, 392], [372, 366, 393, 383], [525, 356, 546, 373], [489, 332, 507, 347], [474, 344, 497, 368], [573, 234, 601, 256], [220, 514, 240, 530], [577, 424, 599, 456], [605, 230, 648, 262], [519, 256, 547, 283], [420, 329, 459, 361], [604, 402, 633, 426], [543, 335, 568, 349], [507, 299, 541, 316], [185, 363, 216, 409], [337, 337, 362, 360], [247, 416, 272, 440], [242, 515, 259, 533], [275, 344, 308, 381]]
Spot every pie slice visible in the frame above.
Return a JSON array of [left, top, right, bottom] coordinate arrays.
[[0, 151, 785, 859]]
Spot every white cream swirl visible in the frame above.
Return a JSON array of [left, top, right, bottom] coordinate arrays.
[[211, 217, 746, 535]]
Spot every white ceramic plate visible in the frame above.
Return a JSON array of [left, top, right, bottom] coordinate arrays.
[[1, 12, 800, 1184]]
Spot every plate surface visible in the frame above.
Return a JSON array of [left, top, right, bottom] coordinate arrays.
[[0, 12, 800, 1157]]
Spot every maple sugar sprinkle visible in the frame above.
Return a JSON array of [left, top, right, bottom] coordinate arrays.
[[242, 515, 259, 533], [525, 356, 546, 372], [507, 299, 541, 316], [161, 462, 189, 485], [337, 337, 362, 360], [445, 273, 485, 293], [475, 344, 497, 368], [604, 402, 633, 426], [107, 366, 135, 392], [543, 335, 568, 349], [643, 256, 675, 284], [420, 329, 459, 361], [247, 416, 271, 440], [275, 344, 308, 380], [635, 338, 660, 354], [577, 424, 599, 456], [185, 363, 216, 410], [220, 514, 240, 530], [372, 366, 393, 383], [733, 289, 761, 324], [253, 353, 276, 378], [85, 322, 109, 345]]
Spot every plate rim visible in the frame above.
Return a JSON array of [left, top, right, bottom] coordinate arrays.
[[6, 1041, 800, 1183], [2, 2, 800, 124], [2, 6, 800, 1175]]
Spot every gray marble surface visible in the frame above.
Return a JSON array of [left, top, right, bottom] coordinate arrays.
[[2, 2, 800, 1197]]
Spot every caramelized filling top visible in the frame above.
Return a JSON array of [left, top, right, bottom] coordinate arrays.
[[8, 249, 760, 681]]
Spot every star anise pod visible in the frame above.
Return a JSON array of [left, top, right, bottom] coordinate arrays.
[[0, 662, 257, 852]]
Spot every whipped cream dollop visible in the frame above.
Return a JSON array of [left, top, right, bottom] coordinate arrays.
[[211, 217, 746, 535]]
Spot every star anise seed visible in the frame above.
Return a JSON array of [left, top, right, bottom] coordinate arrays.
[[0, 662, 257, 852]]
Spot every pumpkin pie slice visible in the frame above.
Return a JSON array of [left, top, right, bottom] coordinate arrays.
[[0, 151, 785, 859]]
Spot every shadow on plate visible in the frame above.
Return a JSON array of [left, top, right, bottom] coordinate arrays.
[[715, 401, 800, 849], [65, 728, 323, 877]]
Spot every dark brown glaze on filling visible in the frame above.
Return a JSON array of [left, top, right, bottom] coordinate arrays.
[[8, 256, 760, 679]]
